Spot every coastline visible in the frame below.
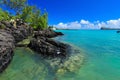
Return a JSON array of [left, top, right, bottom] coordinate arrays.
[[0, 19, 84, 74]]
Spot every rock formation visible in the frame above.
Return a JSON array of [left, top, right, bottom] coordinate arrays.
[[28, 37, 68, 57], [0, 30, 15, 73], [0, 19, 67, 73], [34, 29, 63, 38]]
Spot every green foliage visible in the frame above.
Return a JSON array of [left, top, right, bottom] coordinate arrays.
[[0, 8, 10, 21], [38, 13, 48, 30], [1, 0, 27, 14], [20, 6, 48, 30], [21, 6, 33, 22], [0, 0, 48, 30]]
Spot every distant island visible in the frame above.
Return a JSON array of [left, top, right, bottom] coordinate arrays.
[[101, 27, 120, 30]]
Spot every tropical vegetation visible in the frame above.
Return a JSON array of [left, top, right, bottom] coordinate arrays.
[[0, 0, 48, 30]]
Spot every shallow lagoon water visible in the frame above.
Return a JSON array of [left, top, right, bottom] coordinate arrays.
[[55, 30, 120, 80], [1, 30, 120, 80]]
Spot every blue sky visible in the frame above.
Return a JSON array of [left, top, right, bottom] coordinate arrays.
[[28, 0, 120, 25]]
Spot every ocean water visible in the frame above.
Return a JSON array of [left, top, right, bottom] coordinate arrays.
[[0, 30, 120, 80]]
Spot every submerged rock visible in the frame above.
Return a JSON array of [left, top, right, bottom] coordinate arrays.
[[117, 30, 120, 33], [43, 45, 84, 75], [60, 54, 84, 72]]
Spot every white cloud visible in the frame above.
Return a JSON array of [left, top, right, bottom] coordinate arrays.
[[54, 21, 81, 29], [106, 19, 120, 28], [80, 20, 89, 24], [56, 22, 68, 29], [54, 18, 120, 29]]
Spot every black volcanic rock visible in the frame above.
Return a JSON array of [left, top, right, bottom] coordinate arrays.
[[28, 37, 67, 57], [31, 29, 66, 57], [0, 19, 33, 73], [5, 25, 33, 43], [0, 19, 66, 73], [34, 29, 63, 38], [0, 30, 15, 73]]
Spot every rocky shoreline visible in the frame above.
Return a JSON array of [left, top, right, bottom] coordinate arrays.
[[0, 20, 68, 73], [0, 30, 15, 73]]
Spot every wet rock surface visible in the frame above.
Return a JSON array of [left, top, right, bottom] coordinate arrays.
[[0, 30, 15, 73]]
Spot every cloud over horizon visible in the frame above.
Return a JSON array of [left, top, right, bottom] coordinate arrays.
[[54, 19, 120, 29]]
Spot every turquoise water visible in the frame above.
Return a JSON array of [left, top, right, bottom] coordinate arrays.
[[55, 30, 120, 80], [1, 30, 120, 80]]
